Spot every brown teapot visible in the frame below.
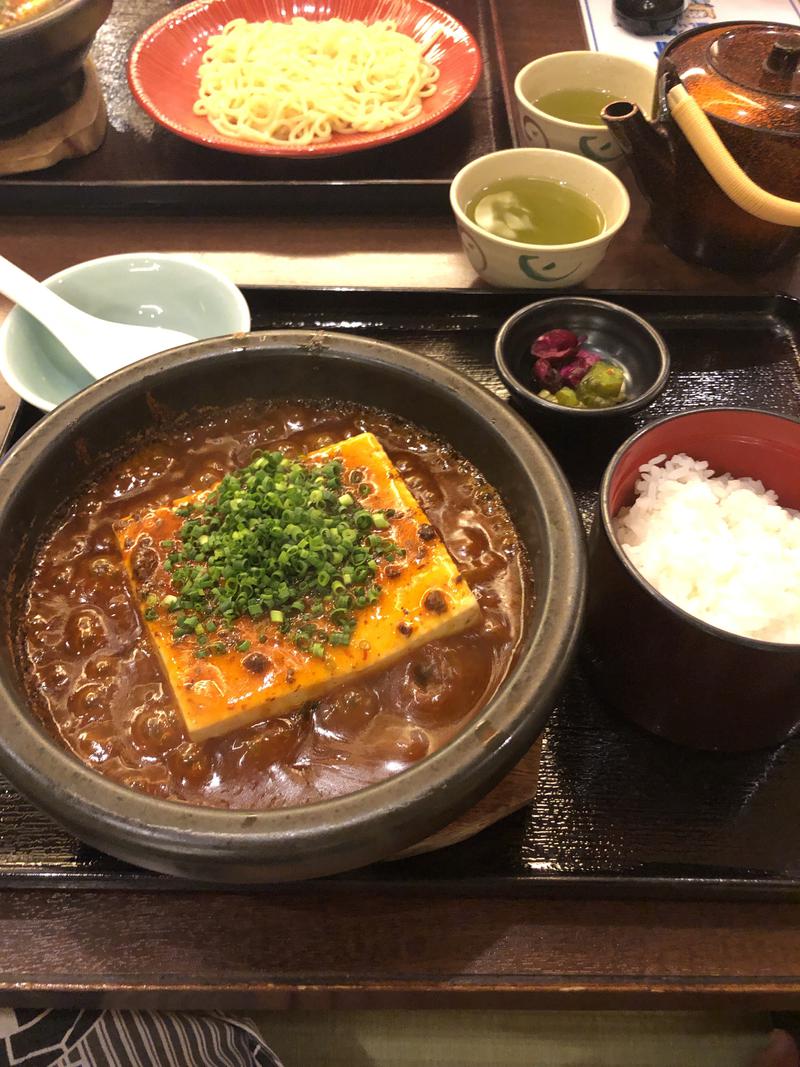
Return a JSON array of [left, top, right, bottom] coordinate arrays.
[[603, 21, 800, 272]]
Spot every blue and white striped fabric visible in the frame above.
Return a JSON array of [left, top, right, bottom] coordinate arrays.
[[0, 1009, 284, 1067]]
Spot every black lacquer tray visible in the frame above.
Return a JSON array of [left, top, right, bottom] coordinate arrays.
[[2, 286, 800, 899], [0, 0, 513, 215]]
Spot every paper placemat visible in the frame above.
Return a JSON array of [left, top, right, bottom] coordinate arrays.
[[578, 0, 800, 64]]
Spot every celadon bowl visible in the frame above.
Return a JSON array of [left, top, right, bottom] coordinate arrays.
[[450, 147, 630, 289], [0, 253, 251, 411], [514, 51, 655, 170]]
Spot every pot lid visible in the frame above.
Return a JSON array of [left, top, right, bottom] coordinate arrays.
[[664, 22, 800, 135], [710, 25, 800, 98]]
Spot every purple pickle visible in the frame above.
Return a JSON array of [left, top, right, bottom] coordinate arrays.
[[531, 329, 581, 362], [560, 351, 600, 388], [533, 358, 561, 388]]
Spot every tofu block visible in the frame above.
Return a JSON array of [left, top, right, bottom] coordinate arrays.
[[115, 433, 481, 741]]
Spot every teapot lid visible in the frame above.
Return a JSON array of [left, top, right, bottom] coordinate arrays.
[[664, 22, 800, 134]]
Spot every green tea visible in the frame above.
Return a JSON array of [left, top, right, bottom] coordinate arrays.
[[466, 177, 604, 245], [533, 88, 619, 126]]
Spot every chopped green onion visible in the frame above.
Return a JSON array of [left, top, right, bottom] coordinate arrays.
[[163, 449, 399, 658]]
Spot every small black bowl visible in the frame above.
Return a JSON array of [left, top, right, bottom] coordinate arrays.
[[494, 297, 670, 424]]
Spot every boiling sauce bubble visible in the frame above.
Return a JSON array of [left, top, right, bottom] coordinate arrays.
[[21, 402, 530, 810]]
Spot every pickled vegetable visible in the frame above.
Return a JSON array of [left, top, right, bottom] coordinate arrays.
[[537, 359, 625, 409], [577, 362, 625, 406], [529, 324, 627, 410]]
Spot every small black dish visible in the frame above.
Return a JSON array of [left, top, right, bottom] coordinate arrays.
[[494, 296, 670, 424]]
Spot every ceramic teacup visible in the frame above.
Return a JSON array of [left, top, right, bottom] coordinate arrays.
[[450, 148, 630, 289], [514, 51, 655, 170]]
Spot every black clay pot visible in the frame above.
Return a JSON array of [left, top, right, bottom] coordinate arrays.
[[0, 0, 112, 131], [0, 332, 585, 883]]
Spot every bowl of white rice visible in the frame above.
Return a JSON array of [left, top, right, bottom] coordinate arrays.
[[586, 408, 800, 751]]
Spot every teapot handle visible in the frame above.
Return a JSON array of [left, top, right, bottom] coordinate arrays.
[[667, 85, 800, 228]]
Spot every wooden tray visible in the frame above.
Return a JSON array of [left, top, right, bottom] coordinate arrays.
[[0, 0, 514, 214], [2, 286, 800, 899]]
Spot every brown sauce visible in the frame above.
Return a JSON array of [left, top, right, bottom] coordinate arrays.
[[20, 402, 531, 809]]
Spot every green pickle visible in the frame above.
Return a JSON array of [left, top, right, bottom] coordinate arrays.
[[537, 360, 625, 410], [554, 387, 579, 407], [577, 362, 625, 408]]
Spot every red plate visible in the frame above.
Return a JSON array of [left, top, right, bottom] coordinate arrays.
[[128, 0, 483, 158]]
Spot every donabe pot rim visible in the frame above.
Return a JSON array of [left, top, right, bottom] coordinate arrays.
[[600, 405, 800, 654], [0, 331, 585, 870]]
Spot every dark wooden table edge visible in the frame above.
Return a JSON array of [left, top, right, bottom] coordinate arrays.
[[3, 886, 800, 1007], [2, 871, 800, 901], [2, 981, 800, 1012]]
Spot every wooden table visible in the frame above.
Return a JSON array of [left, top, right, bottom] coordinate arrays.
[[1, 0, 800, 1010]]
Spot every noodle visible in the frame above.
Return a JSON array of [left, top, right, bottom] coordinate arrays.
[[192, 17, 440, 145]]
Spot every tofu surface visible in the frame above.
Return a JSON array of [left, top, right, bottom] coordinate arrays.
[[115, 433, 481, 741]]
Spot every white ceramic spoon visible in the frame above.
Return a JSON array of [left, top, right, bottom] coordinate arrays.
[[0, 254, 198, 379]]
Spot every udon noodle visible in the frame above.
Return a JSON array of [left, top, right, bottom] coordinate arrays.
[[193, 17, 440, 145]]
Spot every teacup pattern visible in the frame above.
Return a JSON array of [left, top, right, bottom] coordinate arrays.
[[521, 115, 550, 148], [458, 226, 488, 273], [518, 255, 581, 284], [579, 133, 622, 164]]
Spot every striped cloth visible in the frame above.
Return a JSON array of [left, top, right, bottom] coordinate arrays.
[[0, 1009, 284, 1067]]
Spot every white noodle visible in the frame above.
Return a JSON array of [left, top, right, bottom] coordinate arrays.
[[193, 17, 441, 145]]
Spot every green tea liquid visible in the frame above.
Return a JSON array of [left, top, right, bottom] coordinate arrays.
[[466, 177, 605, 245], [534, 88, 619, 125]]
